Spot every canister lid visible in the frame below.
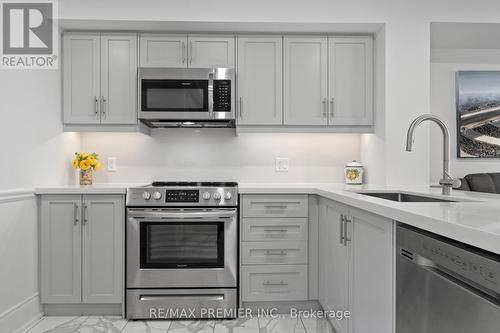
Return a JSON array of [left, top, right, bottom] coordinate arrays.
[[346, 160, 363, 168]]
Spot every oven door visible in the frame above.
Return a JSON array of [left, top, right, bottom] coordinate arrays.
[[127, 208, 237, 289]]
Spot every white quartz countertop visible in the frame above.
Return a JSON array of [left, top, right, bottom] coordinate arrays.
[[35, 182, 500, 255], [239, 183, 500, 255], [34, 183, 146, 195]]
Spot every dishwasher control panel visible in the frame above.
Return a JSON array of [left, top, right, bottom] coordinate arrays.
[[397, 225, 500, 293]]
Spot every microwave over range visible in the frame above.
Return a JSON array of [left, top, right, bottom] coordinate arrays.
[[138, 67, 235, 128]]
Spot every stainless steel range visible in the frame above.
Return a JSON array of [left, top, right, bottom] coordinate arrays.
[[126, 182, 238, 319]]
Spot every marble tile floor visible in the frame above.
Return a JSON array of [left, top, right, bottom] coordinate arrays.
[[24, 315, 335, 333]]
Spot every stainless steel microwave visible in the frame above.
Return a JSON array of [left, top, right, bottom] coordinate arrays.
[[138, 67, 235, 128]]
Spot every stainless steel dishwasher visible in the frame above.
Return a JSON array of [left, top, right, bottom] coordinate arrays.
[[396, 224, 500, 333]]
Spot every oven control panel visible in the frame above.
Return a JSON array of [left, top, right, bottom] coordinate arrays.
[[126, 186, 238, 207], [165, 190, 199, 203]]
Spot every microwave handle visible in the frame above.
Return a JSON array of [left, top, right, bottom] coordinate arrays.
[[208, 71, 214, 117]]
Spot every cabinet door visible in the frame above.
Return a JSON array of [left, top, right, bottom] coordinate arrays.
[[41, 195, 82, 304], [101, 33, 138, 125], [139, 34, 187, 67], [349, 209, 393, 333], [328, 37, 373, 126], [188, 35, 235, 68], [63, 33, 101, 124], [82, 195, 124, 303], [237, 36, 282, 125], [284, 37, 328, 125], [319, 199, 350, 333]]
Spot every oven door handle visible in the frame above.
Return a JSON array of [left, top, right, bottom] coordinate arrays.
[[128, 209, 237, 220]]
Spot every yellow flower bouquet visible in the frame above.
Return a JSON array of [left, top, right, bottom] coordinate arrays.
[[72, 152, 101, 185]]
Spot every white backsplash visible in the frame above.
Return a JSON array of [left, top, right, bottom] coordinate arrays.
[[80, 129, 361, 184]]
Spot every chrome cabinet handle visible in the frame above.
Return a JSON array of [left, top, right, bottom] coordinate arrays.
[[322, 98, 327, 117], [189, 41, 193, 64], [239, 97, 243, 118], [344, 216, 352, 245], [330, 98, 334, 117], [263, 280, 288, 286], [182, 41, 186, 64], [340, 214, 345, 244], [83, 204, 88, 224], [94, 96, 99, 117], [74, 203, 79, 225], [100, 96, 107, 118], [264, 250, 287, 256]]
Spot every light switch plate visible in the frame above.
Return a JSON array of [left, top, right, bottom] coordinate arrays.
[[275, 157, 290, 172], [107, 157, 117, 172]]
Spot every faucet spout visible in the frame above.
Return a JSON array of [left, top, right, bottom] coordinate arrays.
[[405, 114, 456, 195]]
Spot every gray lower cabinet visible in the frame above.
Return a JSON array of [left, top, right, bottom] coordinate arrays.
[[41, 194, 124, 304], [240, 194, 309, 302], [318, 198, 394, 333]]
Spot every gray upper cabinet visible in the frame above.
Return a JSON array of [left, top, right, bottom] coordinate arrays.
[[41, 195, 82, 304], [139, 34, 235, 68], [82, 195, 124, 303], [328, 37, 373, 126], [237, 36, 282, 125], [139, 34, 187, 67], [41, 194, 124, 305], [63, 32, 137, 126], [100, 34, 138, 125], [63, 33, 101, 124], [188, 35, 235, 68], [284, 36, 328, 126]]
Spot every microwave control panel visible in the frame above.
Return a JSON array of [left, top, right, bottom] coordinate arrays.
[[213, 80, 231, 112]]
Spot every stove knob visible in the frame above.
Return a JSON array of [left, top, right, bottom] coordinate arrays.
[[202, 192, 211, 200], [213, 192, 222, 200], [153, 191, 162, 200], [224, 192, 232, 200], [142, 192, 151, 200]]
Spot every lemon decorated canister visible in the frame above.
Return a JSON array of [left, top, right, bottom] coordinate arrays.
[[345, 160, 364, 184]]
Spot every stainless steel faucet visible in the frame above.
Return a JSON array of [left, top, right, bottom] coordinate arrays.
[[405, 114, 460, 195]]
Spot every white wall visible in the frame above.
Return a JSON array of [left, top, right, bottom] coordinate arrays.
[[361, 27, 386, 185], [0, 44, 80, 332], [59, 0, 446, 187], [430, 48, 500, 184], [81, 131, 361, 183]]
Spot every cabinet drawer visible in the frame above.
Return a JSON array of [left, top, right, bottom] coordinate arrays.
[[242, 241, 308, 265], [242, 218, 308, 241], [242, 195, 308, 218], [241, 265, 308, 301]]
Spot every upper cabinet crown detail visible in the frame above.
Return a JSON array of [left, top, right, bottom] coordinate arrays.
[[139, 34, 235, 68]]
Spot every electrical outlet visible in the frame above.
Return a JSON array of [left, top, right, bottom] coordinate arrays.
[[275, 157, 290, 172], [107, 157, 117, 172]]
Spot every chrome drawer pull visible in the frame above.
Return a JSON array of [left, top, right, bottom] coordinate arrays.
[[264, 250, 287, 256], [263, 205, 288, 209], [263, 280, 288, 286], [263, 229, 288, 233]]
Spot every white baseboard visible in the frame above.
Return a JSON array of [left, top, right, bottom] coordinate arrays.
[[0, 293, 43, 333]]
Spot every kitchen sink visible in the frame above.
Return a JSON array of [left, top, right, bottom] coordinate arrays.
[[359, 192, 458, 202]]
